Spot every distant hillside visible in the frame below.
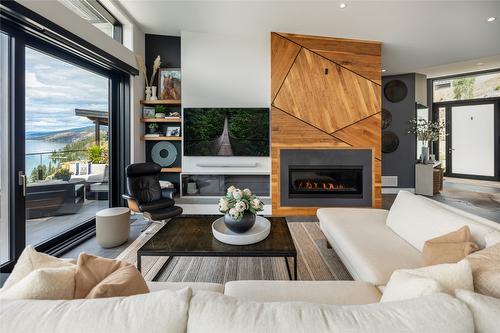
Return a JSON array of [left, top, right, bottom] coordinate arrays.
[[27, 126, 97, 143]]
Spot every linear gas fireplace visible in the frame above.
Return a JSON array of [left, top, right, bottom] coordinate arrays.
[[289, 167, 363, 198], [280, 149, 372, 207]]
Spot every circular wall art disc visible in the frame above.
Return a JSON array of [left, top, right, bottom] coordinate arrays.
[[151, 141, 177, 167], [382, 131, 399, 154], [384, 80, 408, 103], [381, 109, 392, 129]]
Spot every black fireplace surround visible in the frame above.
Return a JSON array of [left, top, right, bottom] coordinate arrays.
[[280, 149, 372, 207]]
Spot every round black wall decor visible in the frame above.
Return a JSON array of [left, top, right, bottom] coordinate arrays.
[[381, 109, 392, 129], [384, 80, 408, 103], [382, 131, 399, 154], [151, 141, 177, 167]]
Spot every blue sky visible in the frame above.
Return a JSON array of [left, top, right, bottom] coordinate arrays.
[[25, 47, 108, 133]]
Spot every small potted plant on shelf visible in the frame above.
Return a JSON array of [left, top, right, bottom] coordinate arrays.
[[155, 105, 167, 118], [148, 123, 159, 134], [218, 186, 264, 233]]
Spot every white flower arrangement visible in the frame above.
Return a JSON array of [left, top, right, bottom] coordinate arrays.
[[219, 186, 264, 220]]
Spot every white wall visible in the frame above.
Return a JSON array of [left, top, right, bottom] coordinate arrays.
[[181, 31, 271, 174]]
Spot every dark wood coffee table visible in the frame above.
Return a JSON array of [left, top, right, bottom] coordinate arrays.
[[137, 215, 298, 280]]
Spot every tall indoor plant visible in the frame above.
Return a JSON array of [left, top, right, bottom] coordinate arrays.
[[408, 118, 446, 163]]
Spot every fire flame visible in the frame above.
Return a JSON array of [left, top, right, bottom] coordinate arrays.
[[297, 181, 346, 190]]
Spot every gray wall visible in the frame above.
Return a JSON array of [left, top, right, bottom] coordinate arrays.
[[382, 74, 417, 188]]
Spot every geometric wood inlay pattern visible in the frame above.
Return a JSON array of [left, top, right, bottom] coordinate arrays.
[[279, 32, 382, 85], [274, 48, 381, 134], [271, 34, 301, 100], [271, 32, 382, 214], [332, 112, 382, 160]]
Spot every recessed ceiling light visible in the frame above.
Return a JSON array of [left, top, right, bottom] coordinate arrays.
[[339, 3, 347, 9], [477, 62, 485, 66], [381, 69, 387, 73], [487, 17, 496, 22]]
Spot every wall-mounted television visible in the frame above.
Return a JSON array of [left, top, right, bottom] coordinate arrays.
[[183, 108, 269, 156]]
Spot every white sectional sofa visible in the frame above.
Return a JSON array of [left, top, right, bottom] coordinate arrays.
[[318, 190, 500, 288]]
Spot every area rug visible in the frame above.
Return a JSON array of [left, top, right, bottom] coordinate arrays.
[[116, 222, 352, 283]]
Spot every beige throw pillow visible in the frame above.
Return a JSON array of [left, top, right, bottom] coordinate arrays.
[[74, 252, 148, 299], [422, 226, 479, 265], [0, 267, 75, 300], [466, 243, 500, 298], [2, 246, 75, 290]]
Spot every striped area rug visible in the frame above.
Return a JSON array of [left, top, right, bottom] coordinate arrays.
[[117, 222, 352, 283]]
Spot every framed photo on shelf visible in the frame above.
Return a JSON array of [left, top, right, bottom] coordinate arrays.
[[166, 127, 181, 137], [143, 106, 155, 118], [158, 68, 181, 100]]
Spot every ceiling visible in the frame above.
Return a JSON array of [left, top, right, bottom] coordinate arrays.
[[118, 0, 500, 78]]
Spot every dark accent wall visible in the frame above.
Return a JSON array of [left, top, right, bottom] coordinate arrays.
[[144, 34, 181, 189], [382, 74, 417, 188]]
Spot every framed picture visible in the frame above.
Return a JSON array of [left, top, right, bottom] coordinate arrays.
[[143, 106, 155, 118], [166, 126, 181, 137], [158, 68, 181, 100]]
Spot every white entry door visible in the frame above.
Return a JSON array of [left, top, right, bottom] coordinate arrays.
[[451, 103, 495, 177]]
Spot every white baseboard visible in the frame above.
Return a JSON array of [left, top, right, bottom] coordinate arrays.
[[381, 188, 415, 194]]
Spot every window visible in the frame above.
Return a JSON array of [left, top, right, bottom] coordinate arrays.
[[25, 47, 110, 246], [433, 71, 500, 102], [59, 0, 122, 42]]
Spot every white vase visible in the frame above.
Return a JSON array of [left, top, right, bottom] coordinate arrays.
[[151, 86, 158, 101], [145, 86, 152, 101], [421, 146, 429, 164]]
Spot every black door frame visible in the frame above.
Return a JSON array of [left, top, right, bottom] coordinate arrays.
[[0, 16, 131, 272], [433, 98, 500, 181]]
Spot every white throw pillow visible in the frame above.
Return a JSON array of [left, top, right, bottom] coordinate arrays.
[[0, 267, 75, 300], [386, 191, 493, 250], [2, 246, 75, 290], [187, 291, 473, 333], [485, 230, 500, 247], [381, 260, 473, 302], [0, 288, 192, 333], [380, 271, 443, 302], [455, 289, 500, 333]]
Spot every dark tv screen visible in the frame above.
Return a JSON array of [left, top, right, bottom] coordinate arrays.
[[183, 108, 269, 156]]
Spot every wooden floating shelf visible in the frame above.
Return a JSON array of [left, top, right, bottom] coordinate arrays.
[[140, 99, 181, 105], [141, 118, 182, 123], [161, 167, 182, 173], [142, 136, 182, 141]]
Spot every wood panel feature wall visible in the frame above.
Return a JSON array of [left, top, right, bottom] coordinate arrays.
[[271, 32, 382, 215]]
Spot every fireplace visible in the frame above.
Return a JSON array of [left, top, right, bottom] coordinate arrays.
[[280, 149, 372, 207], [289, 167, 363, 198]]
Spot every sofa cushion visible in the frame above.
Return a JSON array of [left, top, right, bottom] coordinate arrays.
[[188, 291, 473, 333], [318, 208, 422, 286], [386, 191, 497, 251], [0, 288, 192, 333], [455, 289, 500, 333], [147, 281, 224, 294], [224, 280, 381, 305]]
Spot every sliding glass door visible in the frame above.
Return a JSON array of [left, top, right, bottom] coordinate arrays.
[[24, 46, 110, 246], [0, 32, 10, 265], [1, 13, 130, 272]]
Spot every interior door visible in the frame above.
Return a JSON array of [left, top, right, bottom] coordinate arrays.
[[447, 103, 497, 179]]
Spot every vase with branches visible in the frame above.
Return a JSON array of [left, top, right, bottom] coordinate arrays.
[[408, 118, 446, 163], [136, 55, 161, 100]]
